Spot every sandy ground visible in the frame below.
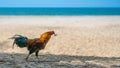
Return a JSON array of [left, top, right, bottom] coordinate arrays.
[[0, 16, 120, 68]]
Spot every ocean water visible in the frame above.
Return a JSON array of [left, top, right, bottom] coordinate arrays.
[[0, 8, 120, 15]]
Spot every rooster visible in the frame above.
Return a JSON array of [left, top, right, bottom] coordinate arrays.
[[10, 31, 56, 61]]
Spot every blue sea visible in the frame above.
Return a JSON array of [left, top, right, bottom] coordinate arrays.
[[0, 8, 120, 15]]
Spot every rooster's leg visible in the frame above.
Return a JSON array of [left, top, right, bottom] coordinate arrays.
[[35, 50, 39, 61], [25, 50, 34, 61], [25, 54, 30, 62]]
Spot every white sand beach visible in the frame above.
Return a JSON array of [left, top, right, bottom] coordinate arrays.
[[0, 16, 120, 68]]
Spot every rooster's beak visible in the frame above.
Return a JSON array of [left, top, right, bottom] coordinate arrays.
[[54, 34, 57, 36]]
